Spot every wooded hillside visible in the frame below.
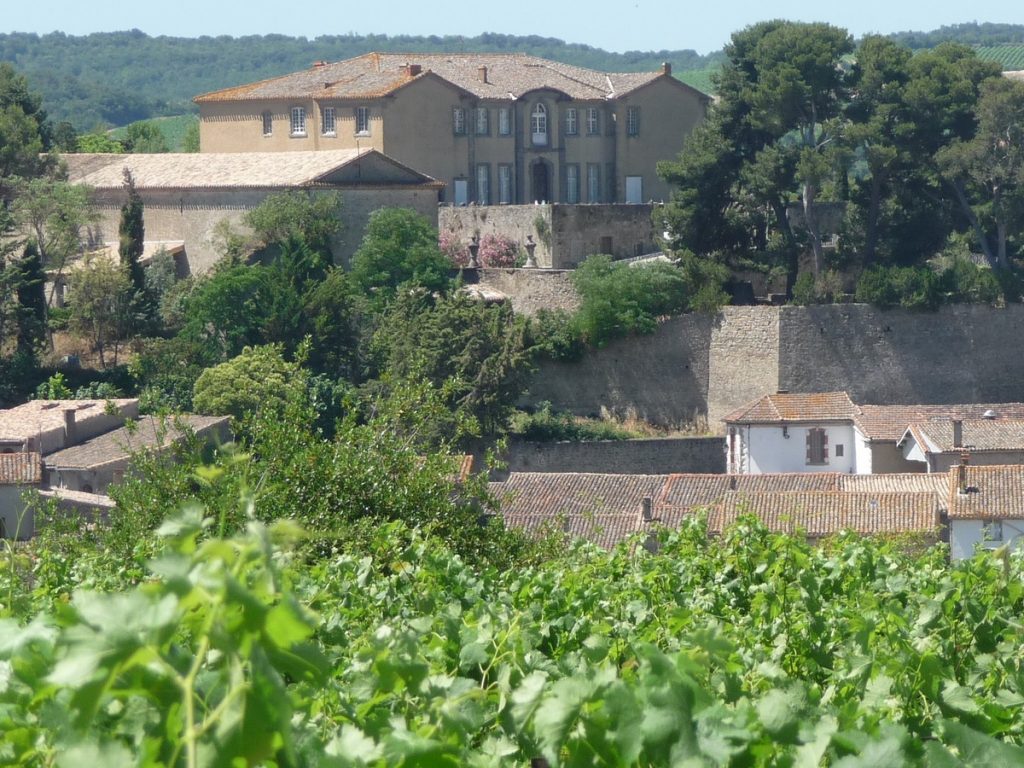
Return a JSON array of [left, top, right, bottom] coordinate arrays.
[[3, 23, 1023, 130]]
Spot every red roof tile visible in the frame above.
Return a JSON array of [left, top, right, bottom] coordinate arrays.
[[0, 452, 41, 485], [947, 465, 1024, 519], [195, 52, 703, 104], [723, 392, 858, 424]]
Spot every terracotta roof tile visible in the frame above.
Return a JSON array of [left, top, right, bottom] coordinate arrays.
[[63, 149, 439, 190], [194, 52, 701, 104], [904, 419, 1024, 453], [723, 392, 858, 424], [712, 492, 941, 537], [947, 465, 1024, 519], [857, 403, 1024, 442], [45, 415, 229, 470], [490, 472, 666, 547], [0, 453, 42, 485]]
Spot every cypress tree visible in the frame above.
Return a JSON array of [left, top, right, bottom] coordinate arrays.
[[14, 239, 46, 355], [119, 167, 146, 294]]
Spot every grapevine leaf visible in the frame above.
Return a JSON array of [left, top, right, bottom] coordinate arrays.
[[939, 720, 1024, 766]]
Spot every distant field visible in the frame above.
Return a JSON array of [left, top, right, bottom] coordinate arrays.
[[110, 114, 198, 151], [676, 67, 718, 95], [974, 44, 1024, 70]]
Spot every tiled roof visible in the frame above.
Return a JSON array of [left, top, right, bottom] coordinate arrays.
[[723, 392, 858, 424], [903, 418, 1024, 453], [0, 399, 138, 444], [45, 415, 229, 470], [37, 487, 117, 510], [947, 465, 1024, 520], [501, 511, 643, 549], [0, 453, 42, 485], [712, 492, 941, 537], [839, 473, 948, 494], [63, 149, 439, 190], [490, 472, 666, 547], [856, 403, 1024, 442], [194, 52, 702, 104]]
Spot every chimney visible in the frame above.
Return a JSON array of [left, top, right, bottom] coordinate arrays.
[[957, 452, 969, 494], [661, 62, 672, 76], [404, 63, 422, 77], [952, 419, 963, 449], [477, 65, 488, 84], [63, 407, 76, 447], [641, 496, 653, 522]]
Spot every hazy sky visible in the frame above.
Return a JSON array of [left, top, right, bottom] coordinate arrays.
[[5, 0, 1023, 54]]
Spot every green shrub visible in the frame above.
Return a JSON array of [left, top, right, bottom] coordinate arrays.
[[855, 265, 940, 309], [573, 255, 689, 347], [510, 402, 634, 442], [937, 256, 1003, 304], [528, 309, 585, 361]]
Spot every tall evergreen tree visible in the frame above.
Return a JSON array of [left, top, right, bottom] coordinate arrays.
[[119, 168, 146, 294], [13, 239, 46, 355]]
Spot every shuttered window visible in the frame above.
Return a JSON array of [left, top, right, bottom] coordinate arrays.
[[806, 428, 828, 465]]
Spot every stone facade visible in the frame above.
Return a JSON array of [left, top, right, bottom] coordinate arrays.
[[439, 203, 658, 269], [85, 186, 439, 275], [197, 54, 709, 205], [528, 304, 1024, 431], [469, 268, 579, 315]]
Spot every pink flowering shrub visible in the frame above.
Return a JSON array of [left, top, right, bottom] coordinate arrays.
[[478, 234, 519, 267], [439, 230, 469, 266]]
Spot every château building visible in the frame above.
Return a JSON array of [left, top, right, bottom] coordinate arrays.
[[195, 52, 709, 205]]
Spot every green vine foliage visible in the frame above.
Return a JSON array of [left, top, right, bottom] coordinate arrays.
[[5, 497, 1024, 764]]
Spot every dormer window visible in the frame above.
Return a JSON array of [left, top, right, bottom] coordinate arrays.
[[531, 102, 547, 146]]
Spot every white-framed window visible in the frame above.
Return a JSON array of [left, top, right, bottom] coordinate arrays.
[[626, 106, 640, 136], [355, 106, 370, 135], [531, 102, 547, 146], [475, 107, 489, 135], [262, 111, 273, 137], [586, 107, 600, 135], [476, 164, 490, 205], [498, 164, 512, 204], [290, 107, 307, 136], [498, 107, 511, 135], [322, 107, 337, 136], [565, 108, 578, 136], [565, 164, 580, 204], [453, 107, 466, 135], [587, 163, 601, 203]]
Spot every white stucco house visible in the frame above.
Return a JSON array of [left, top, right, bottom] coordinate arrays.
[[724, 392, 1024, 476], [947, 464, 1024, 559]]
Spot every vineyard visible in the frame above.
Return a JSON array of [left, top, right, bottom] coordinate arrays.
[[4, 502, 1024, 766], [974, 45, 1024, 70]]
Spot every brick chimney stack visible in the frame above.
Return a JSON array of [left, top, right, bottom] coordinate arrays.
[[404, 63, 422, 77], [661, 62, 672, 76], [478, 65, 488, 83], [952, 419, 963, 449]]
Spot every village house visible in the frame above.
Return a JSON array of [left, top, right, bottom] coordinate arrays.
[[723, 391, 1024, 475], [63, 149, 443, 275], [194, 53, 710, 206], [0, 400, 230, 538], [947, 464, 1024, 559], [898, 416, 1024, 472], [0, 453, 43, 540], [44, 414, 230, 495]]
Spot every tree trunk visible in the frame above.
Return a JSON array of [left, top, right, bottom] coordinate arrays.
[[771, 200, 800, 297], [950, 179, 997, 267], [803, 181, 825, 275], [863, 174, 884, 268]]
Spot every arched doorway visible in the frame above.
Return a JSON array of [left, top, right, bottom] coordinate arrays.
[[531, 160, 550, 203]]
